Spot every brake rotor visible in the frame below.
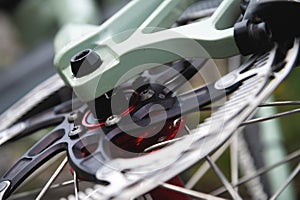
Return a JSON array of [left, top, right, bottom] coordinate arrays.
[[66, 40, 299, 199], [0, 40, 298, 200]]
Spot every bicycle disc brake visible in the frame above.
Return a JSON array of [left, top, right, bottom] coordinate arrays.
[[0, 40, 298, 200], [67, 40, 299, 199]]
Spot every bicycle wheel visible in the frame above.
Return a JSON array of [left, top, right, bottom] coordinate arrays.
[[0, 1, 299, 200]]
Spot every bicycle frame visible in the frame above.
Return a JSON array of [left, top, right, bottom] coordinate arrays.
[[54, 0, 241, 101]]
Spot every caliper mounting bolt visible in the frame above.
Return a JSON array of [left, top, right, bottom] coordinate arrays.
[[69, 125, 85, 138], [68, 111, 79, 123], [140, 89, 155, 101], [105, 115, 121, 127], [70, 49, 103, 78]]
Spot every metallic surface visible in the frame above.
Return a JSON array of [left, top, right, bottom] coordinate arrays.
[[0, 39, 298, 200], [66, 40, 299, 200]]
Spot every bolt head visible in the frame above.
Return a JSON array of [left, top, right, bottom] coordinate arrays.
[[69, 125, 84, 138], [68, 112, 78, 123], [158, 94, 165, 99], [105, 115, 121, 127], [70, 49, 103, 78], [140, 89, 155, 101]]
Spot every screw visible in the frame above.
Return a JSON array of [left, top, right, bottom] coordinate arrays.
[[69, 125, 84, 138], [68, 112, 78, 123], [105, 115, 121, 127], [158, 136, 166, 142], [70, 49, 103, 78], [158, 93, 165, 99], [140, 89, 155, 101]]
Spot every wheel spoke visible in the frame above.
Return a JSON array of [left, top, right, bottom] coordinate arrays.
[[0, 125, 68, 198], [212, 149, 300, 195], [35, 156, 68, 200], [10, 180, 74, 199], [241, 108, 300, 126], [84, 187, 104, 200], [73, 172, 79, 200], [259, 101, 300, 107], [160, 182, 226, 200], [143, 138, 183, 152], [185, 140, 231, 189], [270, 163, 300, 200], [206, 156, 242, 200], [202, 100, 300, 112]]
